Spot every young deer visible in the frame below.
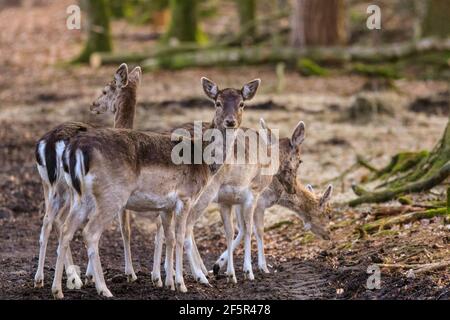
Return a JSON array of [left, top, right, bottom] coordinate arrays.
[[33, 63, 141, 289], [213, 125, 333, 274], [50, 78, 262, 298], [179, 78, 289, 285]]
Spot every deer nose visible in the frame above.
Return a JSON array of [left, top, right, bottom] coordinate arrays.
[[225, 119, 236, 128]]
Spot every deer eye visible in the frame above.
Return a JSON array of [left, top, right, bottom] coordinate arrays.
[[239, 102, 244, 108], [215, 101, 222, 107]]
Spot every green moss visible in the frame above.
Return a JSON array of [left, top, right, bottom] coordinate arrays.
[[265, 220, 294, 232], [397, 196, 413, 205], [374, 151, 429, 182], [300, 232, 316, 244], [297, 58, 328, 77], [352, 63, 399, 79]]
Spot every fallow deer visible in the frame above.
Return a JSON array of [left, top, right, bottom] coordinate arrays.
[[213, 124, 333, 275], [50, 78, 262, 298], [33, 63, 141, 289]]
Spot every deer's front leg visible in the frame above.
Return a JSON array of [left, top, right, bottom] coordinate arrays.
[[253, 203, 269, 273], [160, 211, 175, 290], [220, 204, 236, 283], [242, 192, 256, 281], [151, 213, 164, 288], [185, 228, 209, 285], [175, 199, 190, 293], [214, 205, 244, 273]]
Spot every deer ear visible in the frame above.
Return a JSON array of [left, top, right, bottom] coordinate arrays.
[[320, 185, 333, 207], [306, 184, 314, 193], [115, 63, 129, 88], [241, 79, 261, 101], [201, 77, 219, 100], [291, 121, 305, 147], [128, 66, 142, 85]]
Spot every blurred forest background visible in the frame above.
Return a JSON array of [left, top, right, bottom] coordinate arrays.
[[0, 0, 449, 299]]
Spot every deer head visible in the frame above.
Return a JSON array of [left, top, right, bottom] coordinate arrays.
[[90, 63, 141, 120], [280, 184, 333, 240], [201, 77, 260, 130], [277, 121, 305, 194]]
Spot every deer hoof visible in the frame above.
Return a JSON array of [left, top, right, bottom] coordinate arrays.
[[176, 282, 187, 293], [66, 274, 83, 290], [52, 289, 64, 300], [34, 279, 44, 288], [126, 273, 137, 283], [98, 288, 113, 298]]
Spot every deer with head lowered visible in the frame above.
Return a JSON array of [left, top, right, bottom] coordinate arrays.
[[213, 124, 333, 275], [49, 78, 262, 298], [33, 63, 141, 290]]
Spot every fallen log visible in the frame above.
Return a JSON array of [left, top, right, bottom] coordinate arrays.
[[88, 37, 450, 69], [141, 38, 450, 70], [362, 207, 448, 233], [378, 261, 450, 274], [371, 205, 424, 218]]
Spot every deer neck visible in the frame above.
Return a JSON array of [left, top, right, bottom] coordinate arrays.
[[113, 87, 137, 129]]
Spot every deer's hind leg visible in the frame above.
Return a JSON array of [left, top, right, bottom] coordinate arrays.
[[35, 183, 57, 288], [51, 196, 88, 299], [151, 213, 165, 288], [118, 209, 137, 282], [82, 191, 129, 298]]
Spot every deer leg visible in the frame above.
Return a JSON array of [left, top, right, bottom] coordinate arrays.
[[160, 211, 175, 290], [51, 199, 86, 299], [242, 192, 256, 281], [214, 205, 244, 272], [34, 184, 57, 288], [82, 198, 123, 298], [151, 214, 164, 288], [118, 208, 137, 282], [253, 203, 269, 273], [185, 228, 209, 285], [175, 199, 191, 293], [52, 201, 83, 290], [220, 204, 237, 283], [191, 236, 208, 276]]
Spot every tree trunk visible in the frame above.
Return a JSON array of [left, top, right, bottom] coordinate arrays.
[[75, 0, 112, 63], [109, 0, 125, 19], [236, 0, 257, 40], [290, 0, 347, 47], [165, 0, 199, 43], [422, 0, 450, 38]]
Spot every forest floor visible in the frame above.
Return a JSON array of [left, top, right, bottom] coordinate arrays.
[[0, 0, 449, 300]]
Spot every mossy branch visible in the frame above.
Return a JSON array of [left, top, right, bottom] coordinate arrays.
[[349, 161, 450, 206], [362, 207, 448, 233]]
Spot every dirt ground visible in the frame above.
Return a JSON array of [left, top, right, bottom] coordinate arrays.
[[0, 0, 449, 300]]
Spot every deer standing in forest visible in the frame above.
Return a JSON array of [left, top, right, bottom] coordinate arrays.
[[34, 63, 141, 289], [50, 78, 264, 298]]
